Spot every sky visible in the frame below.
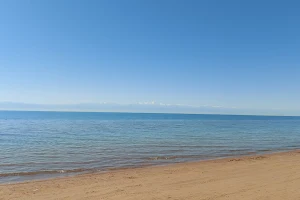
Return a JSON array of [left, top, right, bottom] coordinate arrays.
[[0, 0, 299, 115]]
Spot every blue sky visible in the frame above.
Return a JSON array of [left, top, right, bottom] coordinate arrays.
[[0, 0, 299, 114]]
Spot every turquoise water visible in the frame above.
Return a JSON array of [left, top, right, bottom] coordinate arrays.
[[1, 111, 300, 183]]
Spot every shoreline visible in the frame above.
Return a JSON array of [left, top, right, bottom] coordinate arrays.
[[0, 148, 294, 185], [2, 149, 300, 199]]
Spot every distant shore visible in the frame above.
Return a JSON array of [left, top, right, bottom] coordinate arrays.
[[2, 150, 300, 200]]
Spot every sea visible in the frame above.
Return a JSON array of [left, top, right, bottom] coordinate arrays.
[[1, 111, 300, 183]]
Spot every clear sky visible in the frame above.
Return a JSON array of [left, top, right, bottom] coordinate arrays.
[[0, 0, 299, 114]]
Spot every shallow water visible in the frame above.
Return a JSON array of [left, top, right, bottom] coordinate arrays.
[[1, 111, 300, 183]]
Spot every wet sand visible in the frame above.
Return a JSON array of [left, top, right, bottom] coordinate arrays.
[[1, 150, 300, 200]]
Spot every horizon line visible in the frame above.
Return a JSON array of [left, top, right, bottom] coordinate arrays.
[[0, 109, 299, 117]]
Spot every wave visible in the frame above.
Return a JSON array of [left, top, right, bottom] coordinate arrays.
[[0, 160, 103, 167], [0, 168, 88, 177], [146, 154, 206, 160], [139, 145, 230, 148], [145, 149, 277, 161]]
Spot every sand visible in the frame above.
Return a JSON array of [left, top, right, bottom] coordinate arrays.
[[1, 150, 300, 200]]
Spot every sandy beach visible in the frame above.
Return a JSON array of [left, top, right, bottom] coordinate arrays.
[[1, 150, 300, 200]]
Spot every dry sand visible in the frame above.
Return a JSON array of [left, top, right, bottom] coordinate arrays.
[[1, 150, 300, 200]]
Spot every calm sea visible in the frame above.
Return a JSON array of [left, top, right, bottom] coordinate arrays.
[[1, 111, 300, 183]]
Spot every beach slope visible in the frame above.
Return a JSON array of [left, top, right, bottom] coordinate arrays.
[[1, 151, 300, 200]]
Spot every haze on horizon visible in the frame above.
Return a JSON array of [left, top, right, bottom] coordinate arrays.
[[1, 0, 299, 115]]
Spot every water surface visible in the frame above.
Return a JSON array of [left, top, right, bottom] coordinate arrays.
[[1, 111, 300, 183]]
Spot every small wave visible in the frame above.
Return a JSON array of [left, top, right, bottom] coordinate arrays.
[[142, 145, 230, 148], [0, 160, 102, 167], [228, 149, 252, 153], [257, 149, 273, 152], [146, 155, 205, 160], [0, 168, 87, 177]]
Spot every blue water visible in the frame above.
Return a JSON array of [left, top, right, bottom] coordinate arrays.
[[1, 111, 300, 183]]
